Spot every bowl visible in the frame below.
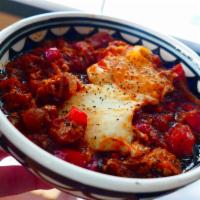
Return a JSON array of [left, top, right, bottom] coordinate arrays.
[[1, 12, 200, 200]]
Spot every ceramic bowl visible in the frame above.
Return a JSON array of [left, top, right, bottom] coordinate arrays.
[[1, 12, 200, 200]]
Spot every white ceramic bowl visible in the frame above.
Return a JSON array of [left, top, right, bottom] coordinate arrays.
[[1, 12, 200, 200]]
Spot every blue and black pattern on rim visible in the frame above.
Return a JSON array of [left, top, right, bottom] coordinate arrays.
[[0, 16, 200, 199]]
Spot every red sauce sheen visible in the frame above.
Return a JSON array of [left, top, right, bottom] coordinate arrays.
[[1, 32, 200, 178]]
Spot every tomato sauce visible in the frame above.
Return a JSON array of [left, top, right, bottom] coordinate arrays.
[[1, 32, 200, 178]]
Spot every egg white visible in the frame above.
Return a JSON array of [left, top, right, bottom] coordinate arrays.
[[61, 84, 140, 153]]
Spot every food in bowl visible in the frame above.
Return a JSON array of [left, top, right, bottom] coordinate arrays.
[[0, 31, 200, 178]]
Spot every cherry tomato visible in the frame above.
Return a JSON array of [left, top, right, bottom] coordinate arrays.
[[184, 111, 200, 133], [166, 123, 195, 157]]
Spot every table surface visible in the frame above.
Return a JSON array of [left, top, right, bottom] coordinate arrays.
[[9, 0, 200, 45], [1, 1, 200, 200]]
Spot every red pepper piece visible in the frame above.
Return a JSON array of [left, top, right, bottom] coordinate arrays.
[[54, 149, 87, 167], [67, 106, 87, 126], [152, 55, 162, 67], [172, 63, 185, 81]]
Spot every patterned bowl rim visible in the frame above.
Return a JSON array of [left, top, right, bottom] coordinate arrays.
[[1, 11, 200, 193]]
